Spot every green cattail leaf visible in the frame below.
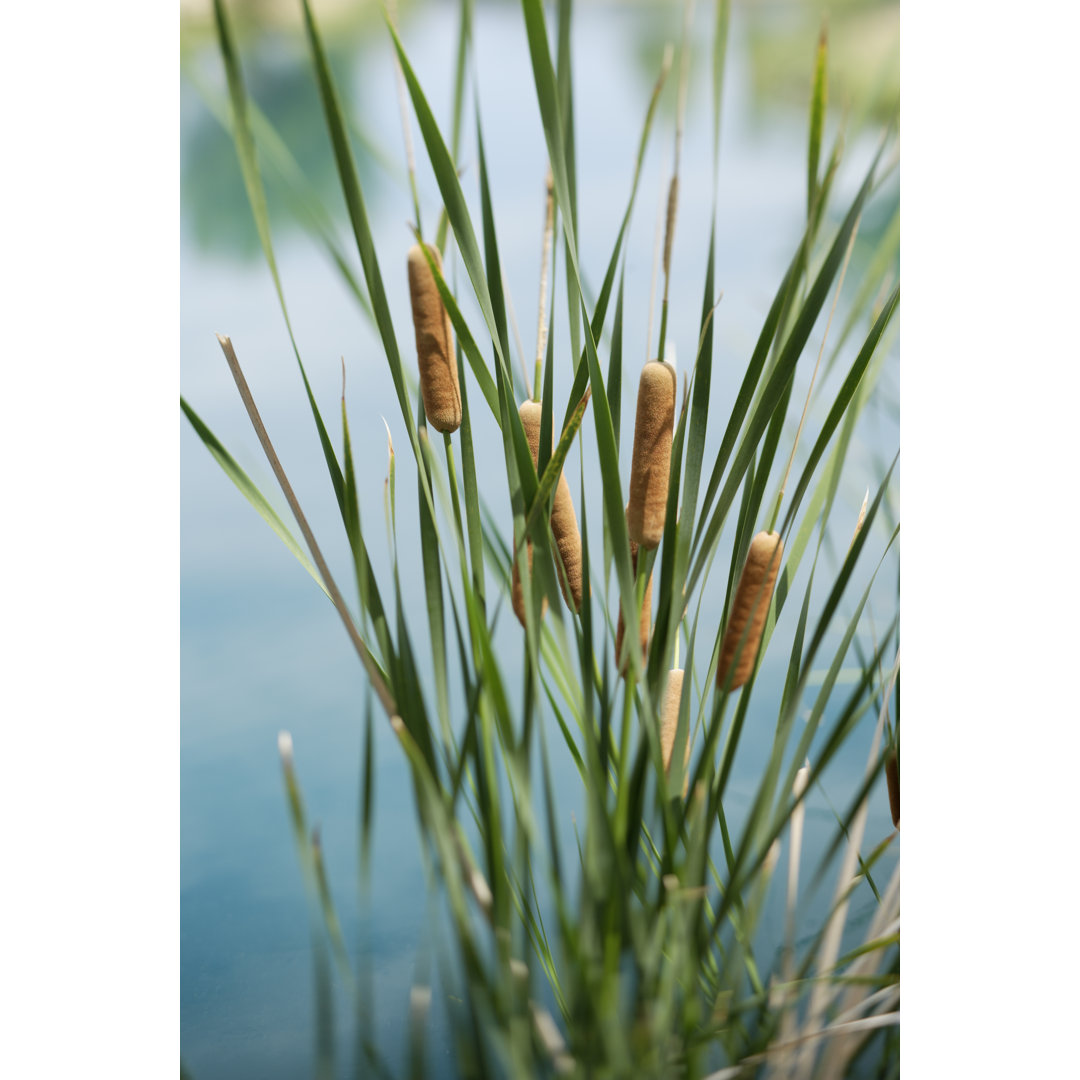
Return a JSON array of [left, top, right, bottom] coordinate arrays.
[[416, 430, 450, 740], [520, 390, 590, 546], [558, 44, 671, 431], [181, 397, 328, 600], [385, 20, 507, 384], [688, 140, 886, 596], [781, 286, 900, 537], [808, 25, 828, 220], [211, 0, 346, 518], [455, 339, 487, 608], [435, 0, 474, 252], [181, 59, 376, 325]]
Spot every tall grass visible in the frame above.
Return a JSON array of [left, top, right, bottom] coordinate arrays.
[[183, 0, 900, 1075]]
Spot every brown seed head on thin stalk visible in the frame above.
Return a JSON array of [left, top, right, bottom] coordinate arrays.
[[660, 668, 691, 798], [627, 359, 676, 549], [717, 530, 784, 691], [616, 525, 652, 677], [517, 400, 583, 613], [407, 243, 461, 434], [885, 750, 899, 829]]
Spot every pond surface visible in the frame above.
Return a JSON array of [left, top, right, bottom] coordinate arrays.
[[181, 3, 899, 1076]]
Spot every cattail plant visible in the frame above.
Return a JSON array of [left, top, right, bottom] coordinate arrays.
[[615, 528, 652, 676], [511, 540, 545, 627], [407, 242, 461, 434], [188, 1, 902, 1072], [626, 358, 676, 549], [515, 399, 583, 614], [716, 530, 784, 690], [885, 750, 899, 829]]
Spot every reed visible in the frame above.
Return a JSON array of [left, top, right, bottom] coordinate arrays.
[[517, 399, 583, 613], [716, 530, 784, 690], [626, 359, 676, 549], [407, 242, 461, 434], [511, 538, 545, 627]]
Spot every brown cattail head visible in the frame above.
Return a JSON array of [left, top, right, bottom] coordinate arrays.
[[616, 533, 652, 676], [627, 359, 676, 550], [885, 750, 899, 829], [518, 400, 583, 612], [511, 540, 546, 628], [660, 668, 691, 798], [407, 243, 461, 434], [716, 530, 784, 691]]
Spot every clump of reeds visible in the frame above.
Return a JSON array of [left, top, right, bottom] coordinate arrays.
[[511, 399, 583, 624], [626, 359, 676, 549], [407, 242, 461, 434], [716, 530, 784, 690]]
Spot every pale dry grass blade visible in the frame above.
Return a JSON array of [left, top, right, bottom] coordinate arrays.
[[216, 334, 396, 718], [766, 761, 811, 1080], [794, 646, 899, 1078]]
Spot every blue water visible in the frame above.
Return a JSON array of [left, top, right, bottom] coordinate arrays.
[[181, 4, 899, 1076]]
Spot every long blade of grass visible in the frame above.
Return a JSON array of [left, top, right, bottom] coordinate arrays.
[[181, 396, 328, 599], [299, 0, 440, 530], [688, 144, 885, 596], [212, 0, 345, 513]]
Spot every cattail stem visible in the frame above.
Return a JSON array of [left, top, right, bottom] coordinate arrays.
[[655, 0, 694, 362], [534, 169, 555, 402], [388, 0, 422, 236], [660, 668, 691, 798], [503, 268, 532, 400], [645, 175, 667, 365]]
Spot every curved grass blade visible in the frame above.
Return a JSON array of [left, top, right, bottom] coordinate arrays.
[[780, 285, 900, 537], [688, 143, 885, 596], [386, 20, 505, 379], [181, 396, 328, 600], [211, 0, 345, 514], [182, 61, 375, 324], [299, 0, 440, 530]]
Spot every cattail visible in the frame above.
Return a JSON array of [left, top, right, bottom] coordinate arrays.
[[511, 540, 547, 627], [885, 750, 899, 829], [517, 400, 583, 612], [717, 530, 784, 690], [407, 243, 461, 434], [660, 668, 691, 797], [627, 359, 676, 549], [615, 529, 652, 676]]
